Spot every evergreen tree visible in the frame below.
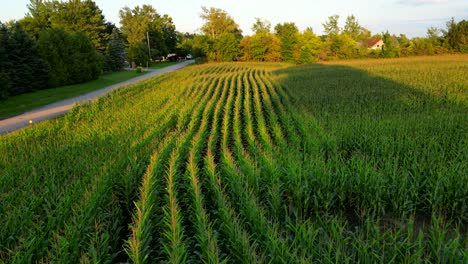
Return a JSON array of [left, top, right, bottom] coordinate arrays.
[[104, 28, 126, 72], [252, 18, 271, 35], [0, 23, 11, 99], [20, 0, 52, 40], [0, 22, 48, 96], [9, 23, 48, 94]]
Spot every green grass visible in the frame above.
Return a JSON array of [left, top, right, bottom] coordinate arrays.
[[0, 70, 148, 119], [0, 55, 466, 263]]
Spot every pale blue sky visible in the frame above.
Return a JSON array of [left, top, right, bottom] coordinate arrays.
[[0, 0, 466, 37]]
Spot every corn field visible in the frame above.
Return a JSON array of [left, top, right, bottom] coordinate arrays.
[[1, 55, 467, 263]]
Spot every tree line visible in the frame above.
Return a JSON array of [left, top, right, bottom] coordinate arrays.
[[0, 0, 177, 99], [1, 2, 467, 99], [182, 7, 467, 63]]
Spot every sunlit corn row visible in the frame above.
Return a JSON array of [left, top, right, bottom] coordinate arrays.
[[1, 57, 467, 263]]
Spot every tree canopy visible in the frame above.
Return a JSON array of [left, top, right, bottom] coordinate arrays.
[[21, 0, 110, 52], [0, 22, 48, 97], [275, 22, 299, 62], [200, 7, 242, 39], [119, 5, 177, 64], [322, 15, 340, 36]]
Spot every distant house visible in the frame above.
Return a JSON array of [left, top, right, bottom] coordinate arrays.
[[366, 38, 384, 50]]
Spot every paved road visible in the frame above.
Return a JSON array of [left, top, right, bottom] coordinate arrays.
[[0, 60, 194, 134]]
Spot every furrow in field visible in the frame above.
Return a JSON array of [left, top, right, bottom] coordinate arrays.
[[257, 71, 303, 148], [215, 66, 302, 263], [170, 71, 227, 264], [126, 73, 221, 263], [46, 75, 199, 262], [161, 149, 188, 263], [2, 79, 184, 263], [160, 72, 232, 263], [249, 69, 274, 151], [202, 68, 262, 263], [126, 131, 178, 264], [254, 70, 288, 149], [184, 77, 225, 263]]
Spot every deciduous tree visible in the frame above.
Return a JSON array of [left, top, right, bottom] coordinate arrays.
[[252, 18, 271, 35], [200, 7, 242, 39], [274, 22, 299, 62], [199, 7, 242, 61], [343, 15, 363, 41], [38, 28, 101, 87], [323, 15, 340, 36], [295, 30, 322, 64], [445, 18, 468, 53]]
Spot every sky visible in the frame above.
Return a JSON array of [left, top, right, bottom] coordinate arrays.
[[0, 0, 467, 37]]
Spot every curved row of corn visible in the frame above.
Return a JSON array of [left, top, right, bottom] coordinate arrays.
[[0, 62, 466, 263]]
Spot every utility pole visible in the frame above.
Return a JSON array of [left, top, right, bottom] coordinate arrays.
[[147, 31, 151, 68]]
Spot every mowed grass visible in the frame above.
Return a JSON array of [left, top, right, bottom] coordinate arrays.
[[0, 70, 148, 119], [0, 55, 467, 263]]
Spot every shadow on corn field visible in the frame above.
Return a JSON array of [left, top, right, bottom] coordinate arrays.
[[272, 63, 467, 232]]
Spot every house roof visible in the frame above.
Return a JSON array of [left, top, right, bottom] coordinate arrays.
[[367, 38, 383, 47]]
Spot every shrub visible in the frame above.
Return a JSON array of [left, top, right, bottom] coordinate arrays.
[[37, 28, 102, 88], [135, 66, 142, 73]]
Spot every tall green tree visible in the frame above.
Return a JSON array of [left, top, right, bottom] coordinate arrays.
[[199, 7, 242, 61], [324, 34, 359, 59], [322, 15, 340, 36], [252, 18, 271, 34], [104, 28, 126, 72], [214, 33, 242, 61], [119, 5, 155, 47], [0, 23, 12, 99], [5, 23, 48, 95], [21, 0, 110, 52], [38, 28, 101, 87], [200, 7, 242, 39], [295, 30, 322, 64], [274, 22, 299, 62], [50, 0, 109, 52], [343, 15, 362, 41], [120, 5, 177, 64], [0, 22, 48, 97], [248, 33, 282, 62], [445, 18, 468, 53]]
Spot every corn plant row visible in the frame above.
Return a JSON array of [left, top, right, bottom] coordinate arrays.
[[1, 58, 466, 263]]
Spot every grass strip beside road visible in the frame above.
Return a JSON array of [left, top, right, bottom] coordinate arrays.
[[0, 70, 148, 119]]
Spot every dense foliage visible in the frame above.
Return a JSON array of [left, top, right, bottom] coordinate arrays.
[[20, 0, 111, 51], [0, 22, 48, 99], [103, 28, 126, 72], [185, 9, 468, 63], [0, 56, 466, 262], [0, 1, 131, 99], [37, 28, 101, 87], [119, 5, 177, 66]]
